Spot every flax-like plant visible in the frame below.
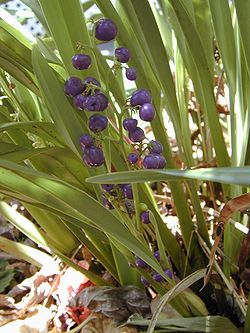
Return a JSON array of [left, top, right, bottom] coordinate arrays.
[[0, 0, 249, 331]]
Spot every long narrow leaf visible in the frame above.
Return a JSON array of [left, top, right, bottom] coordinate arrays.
[[87, 167, 250, 187]]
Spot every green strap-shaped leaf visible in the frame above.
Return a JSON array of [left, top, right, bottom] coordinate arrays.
[[209, 0, 236, 94], [86, 167, 250, 187], [39, 0, 99, 78], [168, 0, 230, 167], [0, 20, 32, 71], [32, 45, 87, 157], [0, 56, 39, 95], [0, 142, 55, 163], [0, 235, 54, 267], [0, 121, 66, 146], [30, 147, 95, 194], [235, 0, 250, 78], [0, 158, 167, 282]]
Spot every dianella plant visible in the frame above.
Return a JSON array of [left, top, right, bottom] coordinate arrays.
[[1, 0, 250, 331]]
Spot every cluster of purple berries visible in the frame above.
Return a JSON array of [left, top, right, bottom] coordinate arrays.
[[101, 183, 135, 214], [135, 251, 173, 286], [94, 18, 136, 80], [127, 138, 166, 169], [64, 56, 109, 113], [80, 132, 106, 167], [65, 19, 121, 167], [122, 89, 166, 169]]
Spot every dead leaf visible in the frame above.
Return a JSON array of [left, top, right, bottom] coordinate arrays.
[[204, 193, 250, 287], [0, 266, 56, 326], [220, 193, 250, 224], [0, 305, 53, 333], [70, 285, 151, 323], [51, 260, 89, 308], [0, 294, 16, 310]]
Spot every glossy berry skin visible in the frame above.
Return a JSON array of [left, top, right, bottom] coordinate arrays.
[[74, 94, 87, 110], [149, 140, 163, 154], [130, 89, 151, 106], [152, 154, 166, 169], [140, 211, 150, 224], [96, 93, 109, 111], [85, 93, 108, 112], [140, 276, 149, 287], [79, 134, 93, 149], [123, 118, 138, 131], [127, 152, 138, 164], [122, 184, 133, 199], [115, 47, 131, 63], [126, 67, 137, 81], [142, 154, 159, 169], [85, 95, 101, 111], [154, 250, 160, 262], [89, 114, 108, 133], [139, 103, 155, 122], [72, 54, 91, 70], [64, 77, 84, 97], [135, 257, 149, 269], [128, 127, 145, 143], [102, 184, 114, 192], [83, 76, 101, 93], [83, 146, 104, 167], [95, 18, 118, 41]]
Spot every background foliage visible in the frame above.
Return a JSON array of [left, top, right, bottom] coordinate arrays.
[[0, 0, 250, 331]]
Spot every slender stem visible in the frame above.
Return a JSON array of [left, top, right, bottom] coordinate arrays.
[[132, 183, 143, 234]]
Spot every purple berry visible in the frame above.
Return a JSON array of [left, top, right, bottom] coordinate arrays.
[[95, 93, 109, 111], [139, 103, 155, 122], [130, 89, 151, 106], [83, 145, 105, 167], [127, 152, 138, 165], [135, 258, 149, 269], [140, 276, 149, 287], [85, 95, 101, 111], [89, 114, 108, 132], [123, 118, 138, 131], [149, 140, 163, 154], [80, 134, 93, 149], [102, 196, 114, 209], [95, 18, 118, 42], [64, 77, 84, 97], [72, 54, 91, 70], [164, 268, 173, 279], [128, 127, 145, 143], [152, 154, 166, 169], [154, 250, 160, 262], [85, 93, 108, 112], [152, 272, 164, 282], [126, 67, 137, 81], [140, 211, 150, 224], [74, 94, 87, 110], [143, 154, 159, 169], [83, 76, 101, 93], [122, 184, 133, 199], [115, 47, 131, 63], [102, 184, 114, 192]]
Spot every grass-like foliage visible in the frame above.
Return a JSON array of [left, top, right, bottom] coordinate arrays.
[[0, 0, 249, 331]]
